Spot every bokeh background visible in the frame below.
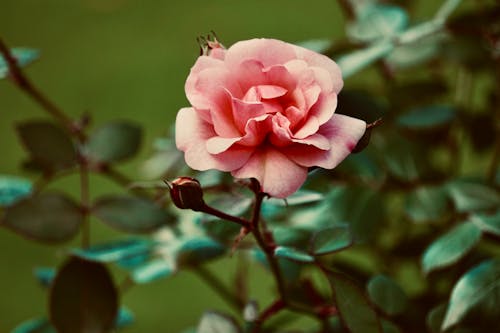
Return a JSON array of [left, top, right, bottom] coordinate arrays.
[[0, 1, 446, 331]]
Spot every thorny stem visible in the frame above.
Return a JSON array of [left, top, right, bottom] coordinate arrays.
[[200, 203, 250, 228], [194, 266, 245, 311]]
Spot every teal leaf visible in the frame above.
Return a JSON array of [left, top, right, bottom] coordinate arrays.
[[274, 246, 315, 263], [115, 307, 134, 329], [86, 121, 142, 163], [273, 226, 313, 248], [93, 195, 172, 233], [422, 221, 482, 274], [310, 225, 353, 256], [49, 257, 118, 333], [327, 272, 381, 333], [11, 318, 55, 333], [72, 239, 154, 263], [337, 40, 394, 78], [296, 38, 332, 54], [131, 258, 175, 284], [404, 186, 449, 223], [367, 275, 408, 316], [0, 175, 32, 206], [16, 121, 77, 172], [202, 194, 252, 223], [33, 267, 56, 288], [176, 237, 226, 268], [0, 48, 39, 79], [385, 33, 443, 69], [3, 192, 83, 243], [447, 180, 500, 213], [197, 311, 240, 333], [348, 4, 408, 43], [397, 105, 456, 130], [268, 189, 324, 207], [470, 210, 500, 236], [442, 259, 500, 330]]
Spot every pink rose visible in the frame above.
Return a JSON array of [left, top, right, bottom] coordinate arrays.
[[176, 38, 366, 198]]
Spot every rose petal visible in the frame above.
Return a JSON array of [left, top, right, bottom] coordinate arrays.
[[292, 44, 343, 94], [285, 114, 366, 168], [226, 39, 297, 70], [175, 107, 252, 171], [231, 148, 308, 198]]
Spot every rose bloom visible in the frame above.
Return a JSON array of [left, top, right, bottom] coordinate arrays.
[[176, 38, 366, 198]]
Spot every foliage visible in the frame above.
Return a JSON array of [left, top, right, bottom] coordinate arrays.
[[1, 0, 499, 332]]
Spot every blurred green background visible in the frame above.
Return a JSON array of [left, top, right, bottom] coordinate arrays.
[[0, 1, 442, 331]]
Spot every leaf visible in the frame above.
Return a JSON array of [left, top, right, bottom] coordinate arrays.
[[397, 105, 456, 130], [72, 239, 154, 263], [197, 311, 240, 333], [3, 192, 83, 243], [0, 175, 32, 206], [176, 237, 226, 268], [381, 320, 401, 333], [310, 225, 353, 256], [274, 246, 315, 263], [16, 121, 77, 172], [327, 272, 381, 333], [131, 258, 175, 284], [115, 307, 134, 329], [11, 318, 55, 333], [33, 267, 56, 288], [266, 190, 324, 207], [336, 40, 394, 79], [447, 180, 500, 213], [0, 48, 39, 79], [422, 221, 482, 274], [49, 257, 118, 333], [426, 303, 448, 333], [404, 185, 449, 223], [442, 259, 500, 330], [296, 38, 332, 54], [202, 194, 252, 223], [470, 210, 500, 236], [385, 33, 444, 69], [367, 275, 408, 316], [273, 226, 313, 249], [347, 4, 408, 43], [86, 121, 142, 163], [93, 195, 172, 233]]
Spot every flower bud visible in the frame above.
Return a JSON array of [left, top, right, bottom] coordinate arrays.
[[168, 177, 205, 211]]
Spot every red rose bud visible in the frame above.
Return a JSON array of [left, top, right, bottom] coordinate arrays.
[[168, 177, 205, 211]]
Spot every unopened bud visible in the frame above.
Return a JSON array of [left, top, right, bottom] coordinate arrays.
[[168, 177, 205, 211]]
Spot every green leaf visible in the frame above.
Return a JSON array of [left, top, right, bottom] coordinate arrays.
[[327, 272, 381, 333], [86, 121, 142, 163], [3, 192, 83, 243], [296, 38, 332, 53], [49, 257, 118, 333], [337, 40, 394, 79], [176, 237, 226, 267], [115, 307, 134, 329], [11, 318, 55, 333], [131, 258, 175, 284], [422, 221, 482, 274], [447, 180, 500, 212], [367, 275, 408, 316], [470, 210, 500, 236], [202, 194, 252, 223], [93, 195, 172, 233], [197, 311, 240, 333], [0, 48, 39, 79], [72, 239, 154, 263], [274, 246, 315, 263], [0, 175, 32, 206], [348, 4, 408, 43], [33, 267, 56, 288], [381, 320, 401, 333], [267, 189, 324, 207], [404, 186, 448, 223], [397, 105, 456, 130], [16, 121, 77, 172], [310, 225, 353, 256], [273, 226, 313, 248], [442, 259, 500, 330], [426, 303, 448, 333]]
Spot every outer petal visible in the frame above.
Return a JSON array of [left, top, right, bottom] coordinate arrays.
[[175, 107, 252, 171], [231, 148, 308, 198], [285, 114, 366, 169], [292, 44, 343, 94], [225, 38, 297, 70]]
